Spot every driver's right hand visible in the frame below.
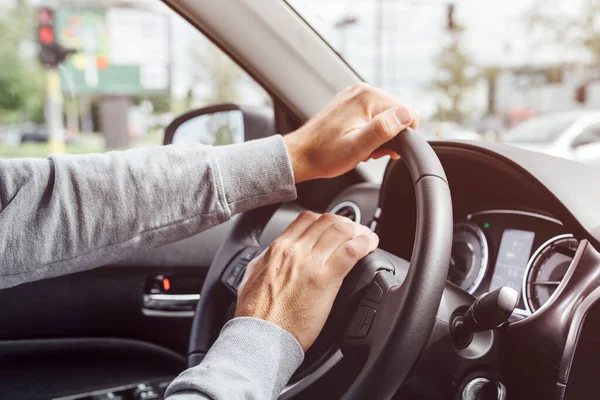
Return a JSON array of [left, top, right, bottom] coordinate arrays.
[[235, 211, 379, 351]]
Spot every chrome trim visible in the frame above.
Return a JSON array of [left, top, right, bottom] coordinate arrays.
[[374, 207, 382, 219], [522, 234, 575, 314], [279, 349, 343, 399], [329, 201, 362, 224], [145, 294, 200, 301], [141, 309, 195, 318], [467, 209, 563, 226], [142, 293, 200, 318], [453, 221, 489, 294], [462, 377, 491, 400], [512, 307, 531, 317], [369, 220, 378, 232]]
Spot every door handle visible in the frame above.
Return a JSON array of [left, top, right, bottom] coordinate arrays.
[[142, 293, 200, 318]]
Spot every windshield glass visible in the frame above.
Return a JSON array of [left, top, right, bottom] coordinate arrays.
[[286, 0, 600, 164]]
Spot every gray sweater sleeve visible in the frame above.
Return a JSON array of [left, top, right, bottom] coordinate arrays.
[[0, 135, 296, 288], [165, 317, 305, 400]]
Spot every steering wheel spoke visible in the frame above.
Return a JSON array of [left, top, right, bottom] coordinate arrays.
[[342, 269, 402, 356], [221, 246, 264, 293]]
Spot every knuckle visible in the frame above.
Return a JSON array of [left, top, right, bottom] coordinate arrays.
[[343, 241, 359, 258], [330, 221, 354, 237], [320, 213, 338, 224], [350, 82, 372, 94], [298, 210, 316, 221], [373, 117, 393, 141]]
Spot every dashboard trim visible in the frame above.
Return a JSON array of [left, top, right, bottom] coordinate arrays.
[[453, 221, 489, 294], [467, 209, 563, 226], [522, 234, 575, 315], [329, 201, 362, 224]]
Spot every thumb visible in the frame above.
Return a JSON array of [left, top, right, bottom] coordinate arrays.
[[348, 106, 413, 154]]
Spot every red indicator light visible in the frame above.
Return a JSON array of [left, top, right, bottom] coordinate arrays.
[[163, 278, 171, 291], [39, 27, 54, 45]]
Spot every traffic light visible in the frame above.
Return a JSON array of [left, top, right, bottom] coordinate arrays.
[[36, 7, 75, 68]]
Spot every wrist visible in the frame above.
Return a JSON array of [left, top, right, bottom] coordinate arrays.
[[283, 132, 311, 183]]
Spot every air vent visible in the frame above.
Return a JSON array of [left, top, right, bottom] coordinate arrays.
[[329, 201, 361, 223]]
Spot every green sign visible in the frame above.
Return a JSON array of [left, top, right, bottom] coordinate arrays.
[[55, 8, 170, 95]]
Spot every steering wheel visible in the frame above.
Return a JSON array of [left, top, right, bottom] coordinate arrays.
[[187, 128, 453, 399]]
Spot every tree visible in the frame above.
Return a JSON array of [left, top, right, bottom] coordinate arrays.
[[133, 94, 172, 114], [190, 42, 243, 104], [431, 25, 478, 123], [526, 0, 600, 61], [0, 3, 45, 123], [187, 37, 270, 108]]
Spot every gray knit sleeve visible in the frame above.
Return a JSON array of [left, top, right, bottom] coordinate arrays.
[[165, 317, 305, 400], [0, 135, 296, 288]]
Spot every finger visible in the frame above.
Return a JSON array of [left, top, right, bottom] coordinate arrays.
[[345, 106, 413, 158], [312, 220, 372, 259], [297, 213, 345, 249], [279, 211, 320, 242], [411, 109, 420, 130], [327, 232, 379, 278], [366, 148, 400, 161]]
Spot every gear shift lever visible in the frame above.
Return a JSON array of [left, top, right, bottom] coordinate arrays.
[[451, 286, 518, 347]]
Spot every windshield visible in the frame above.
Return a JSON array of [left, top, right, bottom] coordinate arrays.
[[286, 0, 600, 164]]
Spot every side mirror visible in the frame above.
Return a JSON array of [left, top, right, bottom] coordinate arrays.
[[164, 103, 274, 145]]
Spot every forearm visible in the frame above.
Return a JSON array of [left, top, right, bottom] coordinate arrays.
[[0, 135, 295, 288], [165, 317, 304, 400]]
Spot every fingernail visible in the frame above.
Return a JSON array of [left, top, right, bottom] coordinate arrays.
[[395, 107, 412, 126]]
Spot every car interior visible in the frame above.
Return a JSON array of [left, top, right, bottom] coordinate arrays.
[[2, 1, 600, 399]]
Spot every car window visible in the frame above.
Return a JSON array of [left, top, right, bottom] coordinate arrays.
[[286, 0, 600, 165], [573, 123, 600, 147], [0, 1, 269, 159]]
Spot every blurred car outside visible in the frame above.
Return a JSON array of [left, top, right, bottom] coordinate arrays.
[[502, 110, 600, 166], [419, 121, 483, 141], [0, 123, 48, 146]]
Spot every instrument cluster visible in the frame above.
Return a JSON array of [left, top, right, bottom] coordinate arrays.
[[448, 210, 578, 315]]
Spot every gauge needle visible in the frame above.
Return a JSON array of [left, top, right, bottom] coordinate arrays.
[[530, 281, 562, 286]]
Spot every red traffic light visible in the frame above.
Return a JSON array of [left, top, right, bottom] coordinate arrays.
[[39, 26, 54, 45]]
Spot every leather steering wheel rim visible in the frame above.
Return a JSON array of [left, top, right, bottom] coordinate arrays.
[[187, 128, 453, 399]]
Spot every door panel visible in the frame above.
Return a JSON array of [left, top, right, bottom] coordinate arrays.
[[0, 266, 202, 355], [0, 338, 184, 399]]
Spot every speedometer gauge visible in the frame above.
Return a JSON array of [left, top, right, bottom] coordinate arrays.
[[448, 221, 489, 293], [524, 235, 578, 313]]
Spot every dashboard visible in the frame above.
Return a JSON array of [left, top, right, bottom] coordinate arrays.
[[448, 210, 577, 316], [323, 141, 600, 399], [328, 144, 590, 322]]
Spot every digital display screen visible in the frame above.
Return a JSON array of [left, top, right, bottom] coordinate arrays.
[[490, 229, 535, 295]]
